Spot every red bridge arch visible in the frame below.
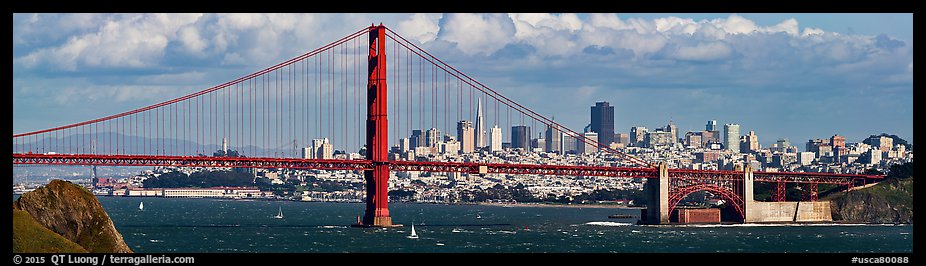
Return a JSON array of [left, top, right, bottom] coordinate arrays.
[[668, 183, 745, 221]]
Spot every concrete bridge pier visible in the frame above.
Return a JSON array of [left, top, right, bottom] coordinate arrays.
[[644, 162, 669, 224], [740, 163, 832, 223], [742, 164, 755, 223]]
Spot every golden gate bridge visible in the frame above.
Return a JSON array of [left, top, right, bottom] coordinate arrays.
[[12, 24, 880, 226]]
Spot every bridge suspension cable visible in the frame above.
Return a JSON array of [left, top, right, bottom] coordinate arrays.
[[383, 27, 654, 168]]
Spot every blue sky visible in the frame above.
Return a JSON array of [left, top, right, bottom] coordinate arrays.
[[12, 13, 913, 147]]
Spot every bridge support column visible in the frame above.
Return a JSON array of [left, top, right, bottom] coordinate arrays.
[[356, 24, 398, 228], [645, 162, 669, 224], [772, 181, 786, 202], [742, 164, 755, 223], [362, 164, 393, 226], [802, 183, 818, 202]]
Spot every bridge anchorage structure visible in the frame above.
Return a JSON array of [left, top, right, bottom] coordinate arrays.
[[12, 24, 882, 227]]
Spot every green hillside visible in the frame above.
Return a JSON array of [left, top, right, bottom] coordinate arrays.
[[13, 209, 88, 253], [827, 177, 913, 223]]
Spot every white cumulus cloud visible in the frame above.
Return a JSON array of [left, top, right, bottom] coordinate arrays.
[[713, 14, 758, 35], [436, 13, 516, 56], [674, 42, 733, 61], [764, 18, 799, 36], [17, 13, 202, 70], [654, 16, 699, 35], [396, 13, 442, 43]]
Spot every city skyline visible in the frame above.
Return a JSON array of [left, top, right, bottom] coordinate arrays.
[[13, 13, 913, 147]]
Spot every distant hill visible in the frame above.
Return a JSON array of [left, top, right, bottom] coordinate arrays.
[[12, 132, 293, 157], [13, 179, 132, 253], [862, 133, 912, 150], [827, 177, 913, 224]]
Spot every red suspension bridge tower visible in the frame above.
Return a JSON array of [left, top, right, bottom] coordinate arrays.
[[359, 24, 396, 227]]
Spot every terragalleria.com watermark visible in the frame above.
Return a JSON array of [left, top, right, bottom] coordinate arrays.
[[13, 254, 195, 265]]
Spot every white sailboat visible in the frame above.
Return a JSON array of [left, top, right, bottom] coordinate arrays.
[[407, 224, 418, 239], [138, 202, 144, 211], [274, 207, 284, 219]]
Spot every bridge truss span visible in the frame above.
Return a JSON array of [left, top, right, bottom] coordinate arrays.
[[390, 160, 659, 178]]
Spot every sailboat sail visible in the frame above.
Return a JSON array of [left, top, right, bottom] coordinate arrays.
[[139, 202, 144, 210], [408, 224, 418, 239]]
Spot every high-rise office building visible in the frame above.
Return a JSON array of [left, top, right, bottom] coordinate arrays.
[[532, 133, 545, 152], [578, 132, 599, 154], [684, 131, 703, 148], [706, 120, 717, 131], [706, 130, 721, 144], [561, 135, 577, 153], [776, 138, 791, 148], [770, 138, 796, 153], [614, 133, 629, 145], [665, 122, 678, 143], [304, 138, 333, 159], [830, 134, 846, 157], [705, 120, 721, 144], [797, 151, 815, 165], [475, 97, 486, 149], [439, 140, 460, 155], [457, 120, 474, 154], [398, 138, 411, 152], [630, 126, 647, 147], [590, 102, 615, 146], [301, 147, 312, 159], [511, 125, 531, 150], [830, 135, 845, 150], [723, 124, 740, 152], [425, 128, 441, 147], [806, 138, 829, 153], [711, 130, 722, 143], [490, 125, 502, 152], [545, 122, 562, 153], [740, 130, 760, 153], [410, 130, 424, 149], [644, 130, 674, 148]]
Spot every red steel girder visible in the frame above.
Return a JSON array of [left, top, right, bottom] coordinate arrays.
[[772, 181, 787, 202], [668, 169, 743, 181], [13, 153, 880, 183], [755, 171, 876, 184], [801, 183, 819, 201], [389, 160, 659, 178]]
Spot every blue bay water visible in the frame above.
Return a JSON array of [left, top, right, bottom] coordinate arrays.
[[89, 197, 913, 253]]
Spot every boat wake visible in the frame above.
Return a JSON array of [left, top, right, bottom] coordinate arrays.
[[584, 221, 633, 227], [317, 225, 347, 229]]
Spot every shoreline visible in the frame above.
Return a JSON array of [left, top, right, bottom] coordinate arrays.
[[85, 195, 644, 209]]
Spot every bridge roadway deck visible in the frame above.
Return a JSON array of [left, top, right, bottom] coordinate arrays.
[[12, 153, 878, 183]]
